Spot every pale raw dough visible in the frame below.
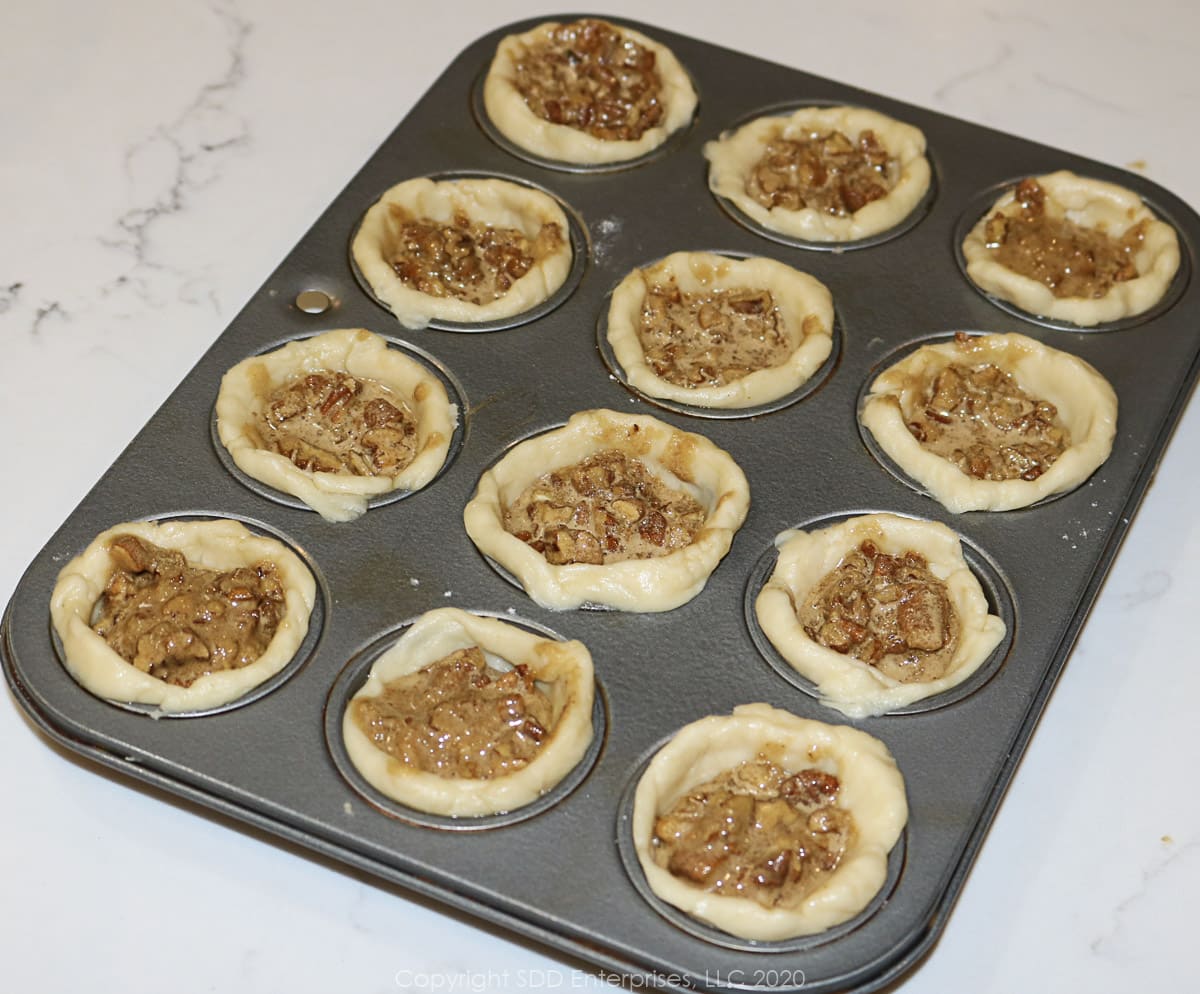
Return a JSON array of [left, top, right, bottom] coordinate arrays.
[[341, 608, 595, 818], [755, 514, 1006, 718], [215, 328, 457, 523], [49, 519, 317, 713], [606, 252, 834, 409], [351, 177, 573, 328], [961, 170, 1181, 326], [705, 106, 931, 242], [483, 19, 697, 165], [860, 332, 1118, 513], [631, 703, 907, 941], [462, 409, 751, 612]]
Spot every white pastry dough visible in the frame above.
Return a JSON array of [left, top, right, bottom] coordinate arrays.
[[606, 252, 834, 409], [463, 409, 750, 612], [483, 19, 697, 165], [215, 328, 457, 523], [631, 703, 907, 940], [351, 177, 573, 328], [755, 514, 1006, 718], [705, 106, 931, 242], [341, 608, 595, 818], [49, 519, 317, 713], [961, 170, 1181, 326], [860, 332, 1118, 513]]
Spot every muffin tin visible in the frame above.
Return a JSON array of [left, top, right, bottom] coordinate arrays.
[[4, 15, 1199, 994]]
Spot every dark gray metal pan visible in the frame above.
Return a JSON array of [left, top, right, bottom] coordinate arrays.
[[4, 15, 1198, 993]]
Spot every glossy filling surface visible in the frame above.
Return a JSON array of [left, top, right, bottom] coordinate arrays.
[[351, 646, 555, 779], [503, 449, 706, 565], [255, 370, 418, 476], [984, 178, 1147, 299], [91, 535, 285, 687], [746, 129, 897, 216], [652, 757, 854, 910], [387, 208, 563, 305], [637, 279, 799, 388], [799, 540, 960, 683], [512, 18, 664, 141], [905, 347, 1070, 482]]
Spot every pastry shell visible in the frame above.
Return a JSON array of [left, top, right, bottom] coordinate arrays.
[[341, 608, 595, 818], [483, 19, 698, 166], [755, 513, 1006, 718], [351, 177, 573, 327], [705, 105, 931, 242], [605, 252, 834, 409], [961, 170, 1181, 326], [49, 518, 317, 713], [631, 703, 907, 940], [216, 329, 457, 523], [462, 409, 750, 612], [860, 332, 1118, 513]]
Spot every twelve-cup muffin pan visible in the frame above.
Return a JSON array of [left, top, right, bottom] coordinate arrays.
[[5, 15, 1200, 993]]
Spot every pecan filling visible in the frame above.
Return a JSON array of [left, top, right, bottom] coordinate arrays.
[[256, 370, 418, 477], [351, 646, 555, 779], [503, 449, 706, 566], [747, 129, 897, 216], [512, 18, 664, 141], [387, 208, 563, 305], [984, 178, 1146, 299], [799, 540, 960, 683], [905, 341, 1070, 482], [638, 278, 801, 387], [652, 757, 854, 910], [92, 535, 285, 687]]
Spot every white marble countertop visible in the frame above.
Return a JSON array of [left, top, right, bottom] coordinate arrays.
[[3, 1, 1198, 991]]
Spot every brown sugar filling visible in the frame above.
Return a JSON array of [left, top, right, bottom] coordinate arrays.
[[254, 370, 418, 477], [984, 178, 1147, 299], [747, 129, 897, 216], [638, 278, 804, 388], [799, 540, 960, 683], [652, 756, 854, 910], [503, 449, 706, 566], [351, 646, 555, 779], [91, 535, 286, 687], [387, 208, 563, 305], [904, 339, 1070, 482], [512, 18, 665, 142]]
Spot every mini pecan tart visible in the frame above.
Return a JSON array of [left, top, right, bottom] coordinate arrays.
[[632, 703, 907, 940], [483, 17, 697, 165], [755, 514, 1006, 718], [216, 329, 457, 523], [351, 177, 572, 327], [49, 519, 316, 713], [342, 608, 595, 817], [860, 332, 1118, 512], [961, 171, 1181, 326], [606, 252, 834, 409], [463, 409, 750, 612], [705, 105, 931, 242]]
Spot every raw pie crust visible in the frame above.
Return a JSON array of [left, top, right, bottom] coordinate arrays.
[[49, 519, 317, 713], [351, 177, 573, 327], [483, 19, 698, 165], [216, 328, 456, 523], [860, 332, 1118, 513], [606, 252, 834, 408], [756, 514, 1005, 718], [961, 170, 1181, 326], [632, 703, 907, 940], [463, 409, 751, 612], [341, 608, 595, 817], [705, 106, 931, 242]]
